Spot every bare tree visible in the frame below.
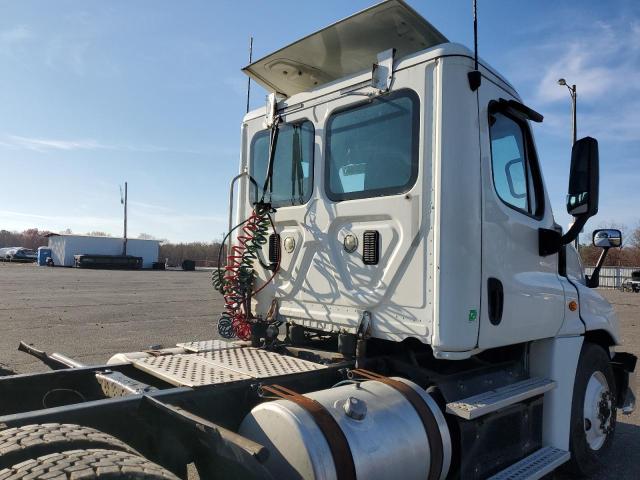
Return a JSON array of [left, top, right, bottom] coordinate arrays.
[[159, 241, 223, 267], [629, 222, 640, 250], [0, 229, 50, 249]]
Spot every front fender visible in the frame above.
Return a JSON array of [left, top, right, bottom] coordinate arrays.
[[574, 282, 621, 345]]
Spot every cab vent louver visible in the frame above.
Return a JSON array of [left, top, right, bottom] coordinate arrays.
[[362, 231, 380, 265], [269, 234, 281, 265]]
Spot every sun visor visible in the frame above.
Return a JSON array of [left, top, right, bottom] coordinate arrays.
[[242, 0, 448, 97]]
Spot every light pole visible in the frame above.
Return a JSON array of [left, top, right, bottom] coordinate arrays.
[[558, 78, 579, 249], [557, 78, 577, 145]]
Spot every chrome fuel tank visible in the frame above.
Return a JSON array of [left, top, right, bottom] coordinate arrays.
[[239, 377, 451, 480]]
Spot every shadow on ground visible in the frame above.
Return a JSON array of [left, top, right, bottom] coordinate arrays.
[[554, 421, 640, 480]]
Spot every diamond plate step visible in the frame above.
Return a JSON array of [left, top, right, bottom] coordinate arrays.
[[176, 340, 242, 353], [488, 446, 570, 480], [133, 347, 326, 387], [197, 348, 326, 378], [133, 354, 251, 387], [446, 377, 556, 420]]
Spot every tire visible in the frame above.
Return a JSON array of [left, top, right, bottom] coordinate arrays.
[[0, 424, 137, 471], [0, 449, 179, 479], [563, 342, 617, 477]]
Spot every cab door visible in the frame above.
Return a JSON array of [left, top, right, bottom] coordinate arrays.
[[246, 71, 433, 343], [478, 83, 566, 349]]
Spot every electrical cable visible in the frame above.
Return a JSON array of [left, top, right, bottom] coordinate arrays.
[[214, 116, 282, 340], [215, 204, 270, 339]]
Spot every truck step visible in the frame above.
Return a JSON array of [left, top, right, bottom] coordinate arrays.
[[446, 377, 555, 420], [488, 446, 570, 480]]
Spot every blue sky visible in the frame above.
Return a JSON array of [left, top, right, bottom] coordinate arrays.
[[0, 0, 638, 242]]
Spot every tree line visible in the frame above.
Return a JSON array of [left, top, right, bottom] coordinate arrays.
[[0, 229, 50, 250], [159, 242, 223, 267]]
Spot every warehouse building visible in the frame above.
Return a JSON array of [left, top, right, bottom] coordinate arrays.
[[45, 234, 159, 268]]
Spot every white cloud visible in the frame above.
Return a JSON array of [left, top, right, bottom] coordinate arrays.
[[0, 25, 33, 44], [4, 135, 106, 152], [223, 75, 249, 98], [0, 25, 35, 56], [508, 18, 640, 143], [0, 209, 122, 234], [534, 21, 640, 105], [0, 134, 205, 155], [498, 10, 640, 230], [128, 201, 173, 213], [44, 36, 91, 76]]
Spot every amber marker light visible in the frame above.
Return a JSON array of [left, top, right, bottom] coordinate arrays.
[[568, 300, 578, 312]]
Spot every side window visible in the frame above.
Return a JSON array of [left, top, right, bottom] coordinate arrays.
[[250, 121, 314, 207], [489, 112, 539, 216], [325, 90, 419, 201]]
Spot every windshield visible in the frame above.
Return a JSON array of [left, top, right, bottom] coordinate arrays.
[[250, 121, 314, 207]]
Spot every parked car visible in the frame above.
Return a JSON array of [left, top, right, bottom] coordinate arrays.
[[0, 247, 37, 262], [622, 270, 640, 293]]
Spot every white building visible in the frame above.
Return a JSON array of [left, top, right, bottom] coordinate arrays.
[[46, 234, 159, 268]]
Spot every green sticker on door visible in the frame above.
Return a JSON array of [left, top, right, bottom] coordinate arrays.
[[468, 309, 478, 322]]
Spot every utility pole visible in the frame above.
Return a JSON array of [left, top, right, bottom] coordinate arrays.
[[121, 182, 128, 256]]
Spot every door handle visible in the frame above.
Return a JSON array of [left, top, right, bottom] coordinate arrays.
[[488, 277, 504, 325]]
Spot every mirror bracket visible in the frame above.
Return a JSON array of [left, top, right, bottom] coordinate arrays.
[[586, 247, 610, 288], [371, 48, 395, 92], [539, 215, 589, 256], [539, 228, 561, 256]]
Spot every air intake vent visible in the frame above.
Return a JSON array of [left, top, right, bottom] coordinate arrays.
[[362, 231, 380, 265], [269, 234, 281, 265]]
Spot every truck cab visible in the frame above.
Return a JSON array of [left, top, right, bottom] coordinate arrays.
[[238, 1, 615, 360]]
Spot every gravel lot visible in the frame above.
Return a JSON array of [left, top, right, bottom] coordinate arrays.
[[0, 262, 223, 373], [0, 262, 638, 478]]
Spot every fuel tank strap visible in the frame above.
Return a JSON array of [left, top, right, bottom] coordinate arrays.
[[261, 384, 356, 480], [351, 369, 444, 480]]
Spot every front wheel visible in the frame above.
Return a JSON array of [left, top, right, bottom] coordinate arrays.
[[564, 342, 616, 477]]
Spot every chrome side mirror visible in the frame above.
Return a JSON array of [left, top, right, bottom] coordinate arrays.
[[586, 228, 622, 288], [593, 229, 622, 248]]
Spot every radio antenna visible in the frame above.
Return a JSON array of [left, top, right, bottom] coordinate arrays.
[[246, 36, 253, 113], [468, 0, 482, 91]]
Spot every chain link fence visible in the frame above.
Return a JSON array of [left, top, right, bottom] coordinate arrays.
[[584, 266, 640, 289]]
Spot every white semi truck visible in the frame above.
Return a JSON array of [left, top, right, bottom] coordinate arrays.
[[0, 2, 636, 479]]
